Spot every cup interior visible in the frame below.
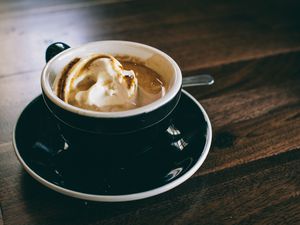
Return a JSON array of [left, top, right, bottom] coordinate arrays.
[[42, 41, 182, 118]]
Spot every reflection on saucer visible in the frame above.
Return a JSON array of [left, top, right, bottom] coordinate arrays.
[[165, 167, 183, 181], [167, 124, 181, 136], [14, 90, 211, 202], [171, 138, 189, 151]]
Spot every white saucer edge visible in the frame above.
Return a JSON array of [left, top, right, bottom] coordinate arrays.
[[12, 90, 212, 202]]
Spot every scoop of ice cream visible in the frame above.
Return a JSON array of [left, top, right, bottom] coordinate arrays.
[[53, 54, 138, 111]]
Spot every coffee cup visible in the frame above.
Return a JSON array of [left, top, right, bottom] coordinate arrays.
[[41, 41, 182, 156]]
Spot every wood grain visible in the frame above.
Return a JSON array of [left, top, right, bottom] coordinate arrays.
[[1, 0, 300, 224], [1, 143, 299, 225], [1, 0, 300, 76], [1, 51, 299, 225], [190, 51, 300, 176], [0, 204, 3, 225]]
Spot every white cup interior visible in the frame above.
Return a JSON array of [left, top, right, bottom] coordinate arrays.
[[41, 40, 182, 118]]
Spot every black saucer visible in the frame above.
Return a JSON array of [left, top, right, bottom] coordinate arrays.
[[13, 90, 212, 202]]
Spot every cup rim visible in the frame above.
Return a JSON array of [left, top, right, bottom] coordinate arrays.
[[41, 40, 182, 118]]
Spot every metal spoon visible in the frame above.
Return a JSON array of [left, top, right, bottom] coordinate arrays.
[[182, 74, 214, 88]]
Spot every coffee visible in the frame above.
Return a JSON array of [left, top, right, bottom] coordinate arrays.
[[53, 54, 167, 112]]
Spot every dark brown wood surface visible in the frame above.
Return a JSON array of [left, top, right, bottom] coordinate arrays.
[[0, 0, 300, 224]]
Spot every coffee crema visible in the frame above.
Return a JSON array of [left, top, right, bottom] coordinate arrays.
[[53, 54, 167, 112]]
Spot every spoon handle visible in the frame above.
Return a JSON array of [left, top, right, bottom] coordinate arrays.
[[182, 74, 214, 87]]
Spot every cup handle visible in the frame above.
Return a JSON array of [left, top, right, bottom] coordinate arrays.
[[45, 42, 71, 62]]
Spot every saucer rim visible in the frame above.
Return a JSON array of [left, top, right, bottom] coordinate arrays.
[[12, 89, 212, 202]]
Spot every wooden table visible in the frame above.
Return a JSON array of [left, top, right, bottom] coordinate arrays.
[[1, 0, 299, 224]]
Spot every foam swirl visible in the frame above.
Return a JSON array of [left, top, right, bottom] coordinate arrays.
[[53, 54, 138, 111]]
